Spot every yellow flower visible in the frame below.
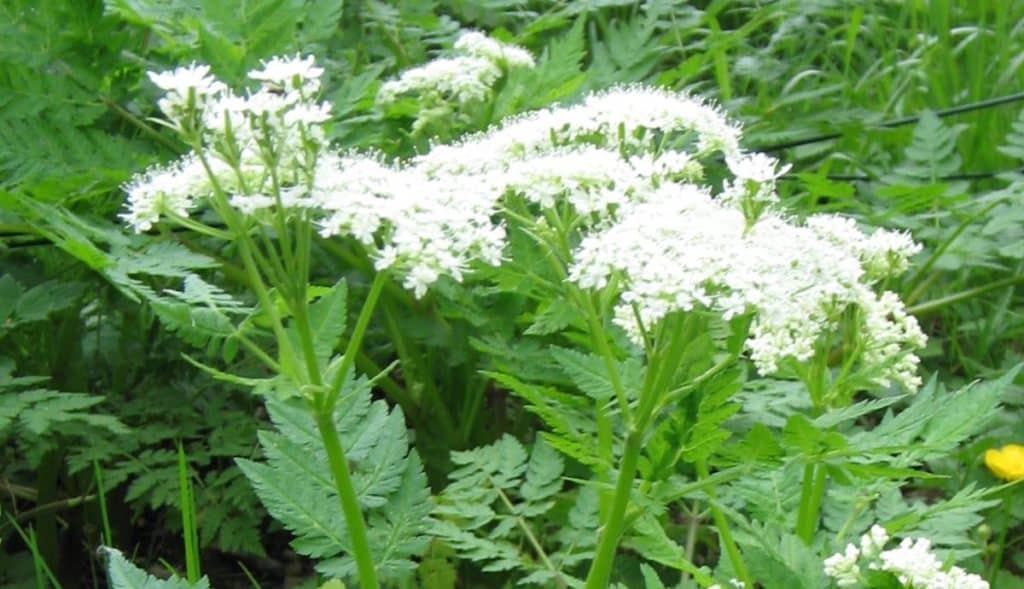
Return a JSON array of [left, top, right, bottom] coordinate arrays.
[[985, 444, 1024, 481]]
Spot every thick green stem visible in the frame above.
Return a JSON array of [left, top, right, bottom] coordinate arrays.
[[314, 409, 380, 589], [584, 314, 694, 587], [292, 269, 384, 589], [796, 463, 827, 544], [584, 430, 644, 589]]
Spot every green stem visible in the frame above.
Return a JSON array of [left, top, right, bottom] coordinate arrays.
[[696, 459, 751, 587], [578, 291, 632, 423], [291, 286, 325, 390], [796, 463, 828, 544], [584, 314, 695, 587], [584, 430, 645, 589], [314, 408, 380, 589], [235, 232, 299, 377], [325, 272, 388, 410], [907, 274, 1024, 316], [987, 492, 1013, 581], [381, 303, 453, 436]]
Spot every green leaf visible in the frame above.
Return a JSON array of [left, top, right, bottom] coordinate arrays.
[[236, 376, 431, 583], [550, 346, 643, 402], [524, 298, 580, 336], [890, 111, 963, 185], [308, 279, 348, 364], [852, 367, 1019, 461], [433, 435, 577, 585], [101, 547, 210, 589], [626, 515, 715, 584]]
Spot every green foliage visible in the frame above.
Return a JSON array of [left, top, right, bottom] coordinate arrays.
[[433, 434, 596, 586], [3, 1, 1024, 586], [0, 357, 127, 467], [101, 547, 211, 589], [237, 376, 432, 583], [890, 111, 964, 186]]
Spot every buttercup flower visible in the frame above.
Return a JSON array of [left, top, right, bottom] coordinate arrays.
[[985, 444, 1024, 481]]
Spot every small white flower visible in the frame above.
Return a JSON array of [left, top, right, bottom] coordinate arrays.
[[859, 524, 890, 559], [824, 544, 861, 587], [378, 31, 534, 109], [829, 525, 991, 589], [249, 55, 323, 93], [454, 31, 535, 68], [147, 63, 225, 98], [121, 155, 212, 232], [147, 63, 226, 121], [379, 56, 502, 105], [727, 152, 792, 183]]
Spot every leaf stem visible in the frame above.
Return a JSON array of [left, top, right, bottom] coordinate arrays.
[[578, 290, 632, 424], [494, 486, 569, 589]]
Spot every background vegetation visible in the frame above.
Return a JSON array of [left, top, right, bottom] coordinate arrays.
[[2, 0, 1023, 587]]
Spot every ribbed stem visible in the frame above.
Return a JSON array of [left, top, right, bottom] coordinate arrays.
[[584, 430, 644, 589], [314, 409, 379, 589]]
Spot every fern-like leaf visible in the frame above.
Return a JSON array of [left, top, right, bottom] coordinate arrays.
[[236, 375, 430, 583], [101, 547, 210, 589], [890, 110, 964, 185], [433, 435, 582, 586]]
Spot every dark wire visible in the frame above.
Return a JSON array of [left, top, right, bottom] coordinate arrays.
[[782, 166, 1024, 183], [756, 91, 1024, 153]]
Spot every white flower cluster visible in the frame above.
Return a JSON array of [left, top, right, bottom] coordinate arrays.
[[124, 56, 329, 232], [125, 54, 925, 387], [567, 185, 925, 390], [418, 86, 743, 174], [377, 31, 534, 106], [325, 86, 744, 296], [824, 525, 988, 589]]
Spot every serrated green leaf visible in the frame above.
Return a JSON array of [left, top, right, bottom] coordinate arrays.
[[101, 547, 210, 589]]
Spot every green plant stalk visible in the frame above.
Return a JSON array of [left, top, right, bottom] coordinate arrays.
[[696, 459, 751, 587], [494, 486, 569, 589], [314, 408, 380, 589], [578, 291, 632, 423], [291, 284, 325, 391], [287, 233, 385, 589], [7, 518, 62, 589], [796, 462, 828, 545], [325, 271, 388, 410], [177, 442, 201, 582], [907, 273, 1024, 316], [381, 303, 454, 436], [987, 492, 1013, 581], [94, 460, 113, 549], [584, 316, 691, 588], [584, 429, 645, 589]]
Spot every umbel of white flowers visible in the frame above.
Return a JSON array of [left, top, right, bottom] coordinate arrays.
[[122, 42, 926, 391], [377, 30, 535, 105], [824, 525, 989, 589]]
